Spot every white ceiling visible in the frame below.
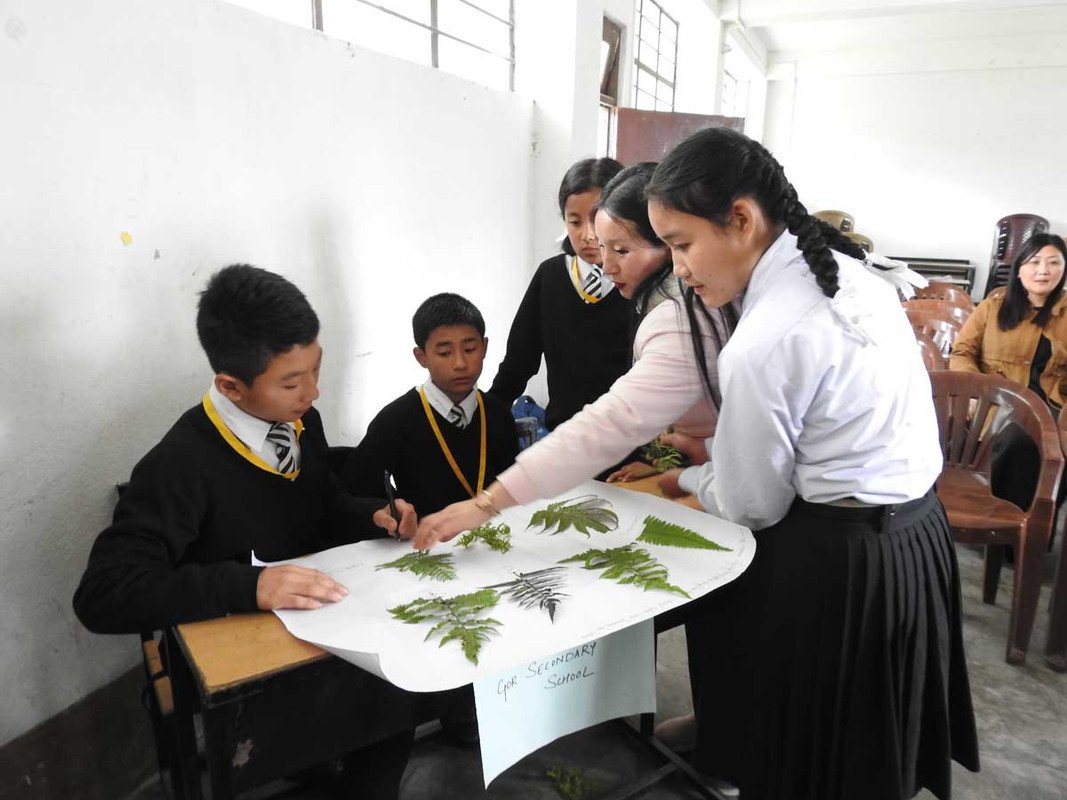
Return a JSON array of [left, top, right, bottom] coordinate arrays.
[[717, 0, 1067, 56]]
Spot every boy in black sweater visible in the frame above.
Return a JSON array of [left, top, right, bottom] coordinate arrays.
[[73, 264, 417, 799], [340, 293, 519, 517]]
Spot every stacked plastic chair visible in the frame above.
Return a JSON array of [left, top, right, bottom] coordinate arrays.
[[984, 214, 1049, 297]]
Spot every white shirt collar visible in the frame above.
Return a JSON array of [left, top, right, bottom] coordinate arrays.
[[421, 380, 479, 427], [741, 228, 798, 315], [208, 382, 275, 452]]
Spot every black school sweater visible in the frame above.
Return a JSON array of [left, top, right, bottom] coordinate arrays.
[[73, 404, 385, 635], [488, 253, 633, 429], [340, 388, 519, 515]]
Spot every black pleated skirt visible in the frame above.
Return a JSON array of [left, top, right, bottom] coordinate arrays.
[[686, 490, 979, 800]]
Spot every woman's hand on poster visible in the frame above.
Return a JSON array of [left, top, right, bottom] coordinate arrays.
[[414, 499, 490, 551]]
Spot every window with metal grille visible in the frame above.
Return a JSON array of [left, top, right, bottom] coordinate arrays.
[[632, 0, 678, 112], [224, 0, 515, 92]]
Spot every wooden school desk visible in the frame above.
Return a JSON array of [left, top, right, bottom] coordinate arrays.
[[161, 476, 707, 799]]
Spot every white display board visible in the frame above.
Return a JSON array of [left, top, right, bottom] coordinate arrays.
[[272, 481, 754, 691]]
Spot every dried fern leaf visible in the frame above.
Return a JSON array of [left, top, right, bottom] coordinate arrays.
[[559, 545, 690, 598], [637, 515, 731, 551], [376, 550, 456, 582], [485, 566, 568, 623], [456, 521, 512, 553], [528, 494, 619, 536], [388, 587, 501, 665]]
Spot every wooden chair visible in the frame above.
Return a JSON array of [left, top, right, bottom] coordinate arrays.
[[912, 281, 975, 310], [1047, 413, 1067, 671], [904, 298, 972, 325], [914, 329, 946, 371], [906, 308, 963, 358], [929, 371, 1064, 664]]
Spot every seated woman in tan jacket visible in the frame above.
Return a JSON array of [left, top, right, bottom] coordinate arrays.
[[950, 232, 1067, 517]]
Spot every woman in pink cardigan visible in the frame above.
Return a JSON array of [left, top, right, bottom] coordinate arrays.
[[413, 162, 734, 534]]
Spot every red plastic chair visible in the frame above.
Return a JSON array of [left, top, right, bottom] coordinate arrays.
[[929, 371, 1063, 664], [906, 308, 963, 358], [912, 281, 975, 310], [904, 298, 972, 326], [985, 214, 1049, 297], [914, 329, 946, 371], [1048, 413, 1067, 671]]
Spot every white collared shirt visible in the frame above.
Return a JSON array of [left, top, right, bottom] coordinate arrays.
[[677, 230, 942, 531], [567, 255, 615, 301], [421, 380, 478, 429], [208, 383, 301, 470]]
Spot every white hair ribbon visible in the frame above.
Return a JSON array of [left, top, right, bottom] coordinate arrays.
[[862, 253, 928, 299]]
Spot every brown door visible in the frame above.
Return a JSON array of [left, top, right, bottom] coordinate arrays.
[[615, 108, 744, 165]]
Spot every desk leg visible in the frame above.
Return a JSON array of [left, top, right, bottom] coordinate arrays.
[[201, 705, 237, 800], [164, 630, 204, 800]]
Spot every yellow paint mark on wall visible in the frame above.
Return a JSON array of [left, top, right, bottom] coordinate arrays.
[[120, 231, 133, 246]]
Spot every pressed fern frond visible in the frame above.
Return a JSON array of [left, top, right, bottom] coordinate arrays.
[[456, 521, 512, 553], [388, 587, 501, 665], [485, 566, 568, 622], [637, 515, 732, 551], [376, 550, 456, 582], [528, 495, 619, 536], [559, 545, 690, 598]]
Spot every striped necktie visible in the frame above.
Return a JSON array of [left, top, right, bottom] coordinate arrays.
[[447, 405, 465, 428], [266, 422, 297, 474], [582, 265, 604, 298]]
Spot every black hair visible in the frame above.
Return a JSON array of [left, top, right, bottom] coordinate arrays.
[[196, 264, 319, 385], [646, 128, 866, 299], [412, 292, 486, 348], [558, 157, 624, 256], [997, 233, 1067, 331], [597, 162, 736, 408]]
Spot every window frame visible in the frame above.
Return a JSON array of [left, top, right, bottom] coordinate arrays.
[[632, 0, 679, 113]]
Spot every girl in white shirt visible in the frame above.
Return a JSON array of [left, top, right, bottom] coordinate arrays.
[[645, 128, 978, 800]]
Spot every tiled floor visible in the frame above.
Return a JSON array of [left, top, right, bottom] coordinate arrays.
[[130, 542, 1067, 800]]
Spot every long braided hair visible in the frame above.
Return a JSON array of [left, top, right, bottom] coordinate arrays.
[[597, 162, 735, 407], [646, 128, 866, 299]]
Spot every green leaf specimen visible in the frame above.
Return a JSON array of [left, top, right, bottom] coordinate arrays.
[[559, 545, 690, 598], [485, 566, 568, 622], [456, 521, 512, 553], [637, 515, 732, 551], [546, 764, 600, 800], [388, 588, 501, 665], [376, 550, 456, 582], [528, 494, 619, 536]]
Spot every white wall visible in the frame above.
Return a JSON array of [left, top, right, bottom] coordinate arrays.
[[0, 0, 534, 746], [763, 36, 1067, 294]]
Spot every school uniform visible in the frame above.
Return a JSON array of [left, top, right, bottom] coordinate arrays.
[[340, 381, 519, 515], [677, 231, 979, 800], [488, 253, 633, 430], [73, 387, 413, 800], [73, 386, 388, 634], [498, 280, 728, 504]]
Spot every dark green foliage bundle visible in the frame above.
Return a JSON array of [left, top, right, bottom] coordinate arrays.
[[456, 521, 512, 553], [376, 550, 456, 581], [546, 764, 600, 800], [637, 515, 731, 551], [638, 436, 686, 472], [485, 566, 568, 622], [388, 588, 501, 665], [559, 544, 689, 598], [528, 495, 619, 536]]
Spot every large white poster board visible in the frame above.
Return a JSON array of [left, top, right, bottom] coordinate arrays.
[[271, 481, 754, 782]]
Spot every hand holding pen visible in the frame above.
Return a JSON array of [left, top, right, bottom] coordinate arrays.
[[375, 470, 418, 541]]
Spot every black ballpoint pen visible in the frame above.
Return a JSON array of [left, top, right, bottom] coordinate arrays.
[[383, 469, 401, 540]]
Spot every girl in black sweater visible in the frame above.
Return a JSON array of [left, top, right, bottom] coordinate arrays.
[[488, 158, 632, 430]]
